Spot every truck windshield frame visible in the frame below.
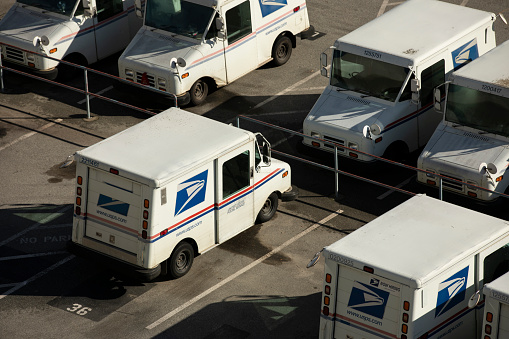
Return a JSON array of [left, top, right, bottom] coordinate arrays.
[[330, 50, 411, 102], [445, 84, 509, 138], [18, 0, 81, 17], [145, 0, 215, 40]]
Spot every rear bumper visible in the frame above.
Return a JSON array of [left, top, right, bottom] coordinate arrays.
[[281, 185, 299, 202], [67, 240, 161, 281]]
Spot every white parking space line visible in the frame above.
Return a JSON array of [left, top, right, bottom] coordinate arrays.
[[377, 175, 415, 200], [77, 85, 114, 104], [0, 251, 68, 262], [146, 208, 344, 330], [0, 118, 63, 153], [0, 205, 72, 247], [0, 255, 74, 300], [461, 0, 469, 6], [251, 71, 321, 111]]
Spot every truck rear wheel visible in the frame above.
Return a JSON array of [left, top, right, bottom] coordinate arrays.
[[256, 192, 278, 223], [168, 242, 194, 278], [272, 36, 292, 66], [189, 79, 208, 106]]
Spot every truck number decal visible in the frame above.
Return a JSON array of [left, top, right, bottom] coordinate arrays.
[[328, 253, 353, 266], [481, 84, 502, 93], [80, 157, 99, 168], [364, 50, 382, 59]]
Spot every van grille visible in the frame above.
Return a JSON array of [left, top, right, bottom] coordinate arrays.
[[323, 135, 345, 152], [135, 71, 155, 87], [440, 173, 463, 191], [5, 46, 24, 63]]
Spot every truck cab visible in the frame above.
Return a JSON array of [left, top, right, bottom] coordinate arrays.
[[302, 0, 497, 163], [418, 39, 509, 202], [0, 0, 141, 79]]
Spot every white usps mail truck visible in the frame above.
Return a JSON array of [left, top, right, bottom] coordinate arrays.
[[69, 107, 298, 280], [482, 272, 509, 339], [117, 0, 314, 106], [418, 39, 509, 202], [310, 194, 509, 339], [0, 0, 142, 80], [302, 0, 498, 163]]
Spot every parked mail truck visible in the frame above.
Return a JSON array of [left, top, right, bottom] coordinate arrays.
[[0, 0, 142, 80], [117, 0, 314, 106], [309, 194, 509, 339], [482, 272, 509, 339], [418, 39, 509, 202], [68, 107, 298, 280], [302, 0, 498, 163]]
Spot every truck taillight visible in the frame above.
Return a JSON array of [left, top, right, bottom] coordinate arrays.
[[110, 168, 119, 175], [485, 324, 492, 335], [143, 210, 149, 219], [142, 230, 147, 239], [486, 312, 493, 322], [402, 300, 410, 338], [142, 199, 150, 239], [325, 273, 331, 283], [75, 176, 83, 215], [323, 273, 332, 316]]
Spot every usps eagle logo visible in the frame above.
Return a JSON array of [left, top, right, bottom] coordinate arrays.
[[452, 39, 479, 69], [435, 266, 469, 317], [259, 0, 287, 17], [174, 170, 208, 216], [348, 281, 390, 319]]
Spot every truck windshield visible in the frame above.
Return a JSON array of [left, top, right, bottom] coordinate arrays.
[[330, 50, 411, 102], [445, 84, 509, 137], [18, 0, 79, 16], [145, 0, 215, 40]]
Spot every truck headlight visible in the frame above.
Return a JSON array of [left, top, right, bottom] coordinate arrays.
[[311, 132, 321, 139], [348, 142, 358, 150], [157, 78, 166, 87], [467, 180, 477, 191], [125, 69, 134, 78], [26, 53, 35, 61], [426, 170, 435, 178]]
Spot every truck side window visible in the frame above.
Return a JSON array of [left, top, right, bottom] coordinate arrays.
[[222, 151, 250, 198], [420, 60, 445, 106], [225, 1, 252, 44], [484, 243, 509, 285], [96, 0, 124, 22]]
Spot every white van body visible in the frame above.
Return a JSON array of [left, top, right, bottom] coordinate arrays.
[[417, 40, 509, 202], [482, 272, 509, 339], [318, 194, 509, 339], [117, 0, 313, 106], [302, 0, 497, 162], [69, 107, 297, 280], [0, 0, 141, 79]]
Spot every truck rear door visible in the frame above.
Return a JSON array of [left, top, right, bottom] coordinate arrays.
[[333, 265, 401, 339], [84, 168, 141, 254]]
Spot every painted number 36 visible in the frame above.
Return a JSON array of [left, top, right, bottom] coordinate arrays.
[[67, 304, 92, 315]]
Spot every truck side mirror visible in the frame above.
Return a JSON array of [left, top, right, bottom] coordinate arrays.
[[215, 17, 225, 39], [320, 52, 328, 77], [411, 78, 420, 105], [82, 0, 97, 15], [262, 142, 271, 165], [434, 88, 442, 112], [134, 0, 143, 18]]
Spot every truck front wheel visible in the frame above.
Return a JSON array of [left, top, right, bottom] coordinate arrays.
[[168, 242, 194, 278], [189, 79, 208, 106], [256, 192, 279, 223]]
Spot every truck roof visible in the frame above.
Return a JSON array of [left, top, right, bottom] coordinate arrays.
[[325, 194, 509, 289], [76, 108, 252, 187], [450, 39, 509, 96], [336, 0, 495, 67]]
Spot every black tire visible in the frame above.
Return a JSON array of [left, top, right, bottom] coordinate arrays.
[[56, 54, 85, 82], [271, 36, 292, 67], [256, 192, 279, 223], [168, 242, 194, 279], [189, 79, 208, 106]]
